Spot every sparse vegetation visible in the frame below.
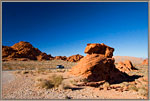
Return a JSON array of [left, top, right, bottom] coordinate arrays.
[[138, 87, 148, 97], [70, 80, 77, 85], [128, 84, 138, 92], [50, 74, 64, 88], [80, 78, 89, 83], [2, 60, 77, 70], [35, 74, 64, 89], [103, 82, 110, 90], [36, 79, 54, 89]]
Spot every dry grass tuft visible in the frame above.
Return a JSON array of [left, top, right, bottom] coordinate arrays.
[[35, 79, 54, 89], [128, 85, 138, 92], [35, 74, 64, 89], [103, 82, 110, 90], [138, 87, 148, 97], [50, 74, 64, 87]]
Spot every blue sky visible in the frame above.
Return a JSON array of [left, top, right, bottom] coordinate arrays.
[[2, 2, 148, 58]]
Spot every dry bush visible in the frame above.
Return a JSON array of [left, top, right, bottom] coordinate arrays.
[[80, 78, 89, 83], [35, 74, 64, 89], [50, 74, 64, 87], [70, 80, 77, 85], [103, 82, 110, 90], [128, 84, 138, 92], [35, 79, 54, 89], [138, 87, 148, 97]]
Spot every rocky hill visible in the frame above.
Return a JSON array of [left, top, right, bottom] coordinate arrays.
[[2, 41, 83, 62], [2, 41, 53, 61]]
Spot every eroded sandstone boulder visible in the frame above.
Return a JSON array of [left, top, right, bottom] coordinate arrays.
[[67, 54, 84, 62], [142, 59, 148, 65], [84, 43, 114, 58], [70, 43, 129, 83], [116, 60, 137, 73]]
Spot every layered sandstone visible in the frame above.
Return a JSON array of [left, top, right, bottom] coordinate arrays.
[[70, 43, 129, 83]]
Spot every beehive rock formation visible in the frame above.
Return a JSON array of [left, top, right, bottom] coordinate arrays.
[[67, 54, 84, 62], [116, 60, 137, 73], [84, 43, 114, 58], [70, 43, 129, 83], [2, 41, 52, 61], [142, 59, 148, 65]]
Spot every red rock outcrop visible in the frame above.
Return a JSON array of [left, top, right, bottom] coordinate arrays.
[[2, 46, 17, 58], [54, 56, 67, 60], [70, 43, 128, 83], [11, 41, 42, 60], [2, 41, 51, 61], [37, 53, 52, 61], [116, 60, 137, 73], [67, 54, 84, 62], [84, 43, 114, 58], [142, 59, 148, 65]]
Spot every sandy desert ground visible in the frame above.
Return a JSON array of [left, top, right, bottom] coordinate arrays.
[[2, 60, 148, 100]]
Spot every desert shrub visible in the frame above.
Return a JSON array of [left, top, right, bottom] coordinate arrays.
[[103, 82, 110, 89], [138, 87, 148, 97], [36, 68, 46, 73], [36, 79, 54, 89], [36, 74, 64, 89], [80, 78, 89, 83], [70, 80, 77, 85], [128, 84, 138, 92], [50, 74, 64, 87]]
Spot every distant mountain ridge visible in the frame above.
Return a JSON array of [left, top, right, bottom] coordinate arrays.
[[113, 56, 144, 64]]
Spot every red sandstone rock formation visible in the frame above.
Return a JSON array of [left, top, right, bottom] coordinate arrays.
[[2, 41, 52, 61], [84, 43, 114, 58], [116, 60, 137, 73], [54, 56, 67, 60], [70, 43, 128, 83], [67, 54, 84, 62], [142, 59, 148, 65]]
